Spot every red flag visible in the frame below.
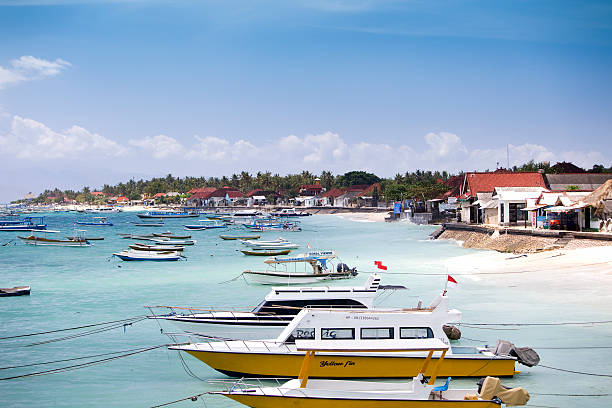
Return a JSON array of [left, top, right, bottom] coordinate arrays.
[[374, 261, 387, 271], [447, 275, 458, 287]]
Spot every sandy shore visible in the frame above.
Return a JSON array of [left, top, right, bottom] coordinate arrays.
[[330, 212, 389, 223]]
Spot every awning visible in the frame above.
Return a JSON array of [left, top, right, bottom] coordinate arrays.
[[252, 195, 266, 200], [521, 205, 548, 211]]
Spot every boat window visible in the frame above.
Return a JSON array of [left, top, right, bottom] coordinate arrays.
[[360, 327, 394, 339], [321, 328, 355, 340], [254, 299, 367, 316], [399, 327, 434, 339]]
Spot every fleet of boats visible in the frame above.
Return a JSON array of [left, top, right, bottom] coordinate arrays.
[[3, 207, 541, 407]]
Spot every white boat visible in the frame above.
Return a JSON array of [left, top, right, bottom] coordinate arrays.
[[18, 230, 93, 247], [241, 239, 298, 250], [113, 250, 183, 261], [170, 295, 537, 378], [148, 274, 398, 338], [149, 238, 196, 246], [242, 250, 357, 285], [184, 220, 227, 230], [210, 340, 530, 408], [129, 243, 185, 252]]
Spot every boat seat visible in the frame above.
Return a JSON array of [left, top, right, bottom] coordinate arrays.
[[433, 377, 451, 391]]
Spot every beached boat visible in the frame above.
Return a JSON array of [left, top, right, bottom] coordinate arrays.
[[0, 286, 31, 297], [113, 250, 183, 261], [129, 243, 185, 252], [242, 251, 357, 285], [137, 211, 198, 219], [220, 234, 260, 240], [241, 249, 292, 256], [184, 220, 227, 230], [148, 274, 398, 338], [210, 340, 529, 408], [153, 232, 192, 239], [0, 216, 47, 231], [18, 231, 93, 247], [75, 217, 113, 226], [170, 295, 537, 378]]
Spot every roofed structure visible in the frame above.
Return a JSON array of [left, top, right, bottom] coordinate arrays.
[[460, 171, 547, 199], [545, 173, 612, 191]]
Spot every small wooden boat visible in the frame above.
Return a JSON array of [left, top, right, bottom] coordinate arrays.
[[75, 217, 113, 226], [113, 250, 183, 261], [153, 232, 192, 239], [66, 236, 104, 241], [241, 239, 298, 250], [133, 222, 164, 227], [129, 243, 184, 252], [185, 220, 227, 230], [220, 235, 260, 240], [150, 238, 196, 246], [0, 286, 31, 297], [18, 231, 93, 247], [240, 249, 291, 256]]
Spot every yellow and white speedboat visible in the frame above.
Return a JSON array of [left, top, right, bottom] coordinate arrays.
[[210, 339, 530, 408], [170, 295, 530, 378]]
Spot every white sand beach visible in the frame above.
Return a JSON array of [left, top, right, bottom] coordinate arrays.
[[331, 211, 389, 223]]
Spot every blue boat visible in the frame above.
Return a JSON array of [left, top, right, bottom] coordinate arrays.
[[137, 211, 198, 219], [184, 220, 227, 230], [0, 216, 47, 231], [75, 217, 113, 226]]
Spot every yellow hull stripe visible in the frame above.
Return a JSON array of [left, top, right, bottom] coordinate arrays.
[[185, 351, 516, 378], [225, 394, 501, 408]]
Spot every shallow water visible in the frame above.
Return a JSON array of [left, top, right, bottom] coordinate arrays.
[[1, 213, 610, 407]]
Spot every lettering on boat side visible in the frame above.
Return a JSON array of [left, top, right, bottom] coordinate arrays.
[[351, 315, 379, 320], [319, 360, 356, 368]]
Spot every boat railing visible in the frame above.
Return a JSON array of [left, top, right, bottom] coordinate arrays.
[[208, 377, 294, 394]]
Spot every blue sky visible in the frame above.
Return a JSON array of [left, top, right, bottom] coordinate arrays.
[[0, 0, 611, 201]]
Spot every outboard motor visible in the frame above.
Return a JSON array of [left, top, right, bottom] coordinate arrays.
[[493, 340, 540, 367], [337, 263, 358, 276]]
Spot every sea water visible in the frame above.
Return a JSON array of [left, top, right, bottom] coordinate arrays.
[[0, 213, 611, 407]]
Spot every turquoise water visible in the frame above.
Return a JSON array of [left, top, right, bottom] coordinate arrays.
[[1, 213, 611, 407]]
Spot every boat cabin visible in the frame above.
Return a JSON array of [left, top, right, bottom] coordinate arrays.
[[276, 295, 461, 347]]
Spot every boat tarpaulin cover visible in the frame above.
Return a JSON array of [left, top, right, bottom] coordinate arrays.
[[480, 377, 530, 406]]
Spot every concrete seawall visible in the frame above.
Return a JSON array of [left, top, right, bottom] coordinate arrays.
[[432, 223, 612, 253]]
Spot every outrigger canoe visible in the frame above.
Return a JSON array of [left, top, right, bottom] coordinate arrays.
[[129, 244, 184, 252], [153, 232, 192, 239], [220, 235, 260, 240], [241, 249, 291, 256]]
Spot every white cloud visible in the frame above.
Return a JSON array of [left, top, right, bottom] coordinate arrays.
[[0, 56, 71, 89], [186, 135, 258, 161], [424, 131, 468, 158], [129, 134, 184, 159], [0, 116, 126, 159]]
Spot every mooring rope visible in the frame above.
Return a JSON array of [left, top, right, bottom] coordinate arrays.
[[0, 316, 147, 340]]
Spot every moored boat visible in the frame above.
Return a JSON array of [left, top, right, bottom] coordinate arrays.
[[243, 251, 356, 284], [241, 249, 292, 256], [113, 250, 183, 261], [18, 230, 93, 247], [129, 243, 185, 252], [148, 274, 394, 338], [220, 234, 260, 240], [0, 286, 31, 297], [150, 238, 196, 246], [153, 232, 192, 239], [137, 211, 198, 219], [211, 340, 529, 408], [170, 295, 538, 378], [0, 216, 47, 231], [185, 220, 227, 230], [75, 217, 113, 226]]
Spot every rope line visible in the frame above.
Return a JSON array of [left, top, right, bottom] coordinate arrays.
[[0, 343, 183, 381], [539, 364, 612, 378], [459, 320, 612, 327], [150, 393, 207, 408], [0, 316, 146, 340]]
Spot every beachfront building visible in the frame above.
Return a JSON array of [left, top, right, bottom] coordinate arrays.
[[458, 170, 548, 224], [185, 187, 243, 207], [493, 187, 549, 226]]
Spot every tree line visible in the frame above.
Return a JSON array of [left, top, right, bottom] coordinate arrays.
[[17, 161, 612, 204]]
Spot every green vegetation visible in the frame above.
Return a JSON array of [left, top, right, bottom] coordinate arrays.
[[16, 160, 612, 205]]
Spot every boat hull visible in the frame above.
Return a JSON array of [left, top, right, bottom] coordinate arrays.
[[243, 271, 353, 285], [185, 350, 516, 378], [220, 235, 260, 240], [241, 250, 291, 256], [157, 318, 289, 339], [224, 394, 499, 408]]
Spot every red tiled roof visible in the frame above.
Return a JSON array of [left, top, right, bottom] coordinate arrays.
[[188, 187, 216, 194], [300, 184, 323, 190], [463, 172, 546, 198], [246, 189, 264, 197], [360, 183, 381, 196], [116, 196, 129, 202], [153, 193, 166, 198], [91, 191, 106, 196], [322, 188, 345, 198]]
